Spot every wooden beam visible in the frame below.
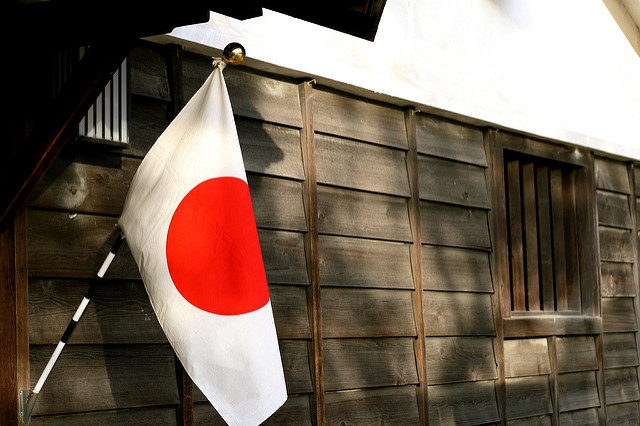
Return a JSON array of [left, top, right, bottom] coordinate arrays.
[[1, 40, 133, 230]]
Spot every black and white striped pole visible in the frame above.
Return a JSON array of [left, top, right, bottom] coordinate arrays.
[[20, 232, 126, 424]]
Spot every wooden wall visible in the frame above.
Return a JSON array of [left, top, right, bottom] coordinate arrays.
[[22, 40, 640, 425]]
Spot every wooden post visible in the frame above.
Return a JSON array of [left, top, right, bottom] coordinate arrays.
[[298, 79, 325, 425], [404, 108, 429, 424], [0, 209, 29, 425]]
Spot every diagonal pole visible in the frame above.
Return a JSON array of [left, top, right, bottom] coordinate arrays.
[[20, 231, 126, 424]]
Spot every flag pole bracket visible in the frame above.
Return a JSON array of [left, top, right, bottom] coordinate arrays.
[[20, 389, 38, 424]]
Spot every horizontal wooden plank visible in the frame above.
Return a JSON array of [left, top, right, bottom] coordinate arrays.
[[504, 316, 602, 338], [30, 344, 178, 416], [126, 94, 169, 157], [29, 279, 165, 345], [28, 210, 138, 279], [422, 245, 492, 293], [605, 367, 640, 405], [603, 297, 638, 333], [29, 151, 138, 216], [505, 376, 553, 420], [317, 185, 411, 242], [508, 415, 552, 426], [415, 114, 487, 166], [259, 230, 309, 286], [595, 157, 630, 194], [193, 394, 313, 426], [237, 117, 305, 180], [269, 285, 310, 339], [319, 235, 413, 289], [421, 202, 491, 250], [494, 132, 591, 167], [426, 337, 497, 385], [315, 133, 411, 196], [322, 288, 416, 338], [428, 380, 500, 425], [130, 43, 170, 101], [558, 407, 600, 426], [605, 400, 640, 425], [325, 386, 420, 425], [424, 291, 496, 336], [558, 371, 600, 412], [603, 333, 640, 369], [418, 155, 490, 209], [30, 405, 177, 426], [597, 190, 632, 229], [601, 261, 636, 297], [314, 88, 408, 149], [556, 336, 598, 373], [249, 175, 306, 232], [183, 55, 303, 128], [503, 338, 551, 378], [599, 226, 634, 262], [322, 338, 419, 391]]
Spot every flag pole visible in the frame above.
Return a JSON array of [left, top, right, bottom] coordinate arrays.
[[20, 231, 126, 424]]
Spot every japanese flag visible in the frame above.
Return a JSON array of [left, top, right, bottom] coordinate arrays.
[[118, 60, 287, 425]]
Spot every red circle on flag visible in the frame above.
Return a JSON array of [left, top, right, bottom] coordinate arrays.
[[166, 177, 269, 315]]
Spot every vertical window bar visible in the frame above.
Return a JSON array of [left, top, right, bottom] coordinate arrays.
[[562, 169, 581, 311], [550, 168, 568, 311], [522, 162, 540, 311], [507, 159, 526, 311], [536, 166, 555, 311]]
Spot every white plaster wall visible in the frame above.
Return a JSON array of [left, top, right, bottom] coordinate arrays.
[[164, 0, 640, 159]]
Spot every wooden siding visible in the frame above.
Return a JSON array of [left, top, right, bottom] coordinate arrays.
[[18, 40, 640, 425]]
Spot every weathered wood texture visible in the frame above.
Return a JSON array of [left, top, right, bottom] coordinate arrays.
[[428, 380, 499, 425]]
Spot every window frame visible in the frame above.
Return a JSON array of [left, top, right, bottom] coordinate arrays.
[[488, 131, 601, 337]]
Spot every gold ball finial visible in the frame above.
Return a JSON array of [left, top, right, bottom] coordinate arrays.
[[222, 42, 246, 65]]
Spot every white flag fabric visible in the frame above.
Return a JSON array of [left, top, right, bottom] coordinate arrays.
[[118, 60, 287, 425]]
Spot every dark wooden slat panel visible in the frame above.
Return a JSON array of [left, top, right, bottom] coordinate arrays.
[[503, 316, 602, 338], [597, 190, 633, 229], [314, 89, 407, 149], [503, 338, 551, 378], [126, 94, 170, 158], [317, 185, 411, 242], [558, 408, 600, 426], [558, 371, 600, 412], [595, 157, 631, 194], [522, 162, 540, 311], [29, 152, 138, 216], [605, 401, 640, 425], [599, 226, 635, 262], [415, 114, 487, 166], [603, 297, 638, 333], [269, 285, 311, 339], [30, 344, 178, 416], [425, 337, 497, 385], [550, 168, 568, 311], [556, 336, 597, 373], [601, 261, 636, 297], [249, 175, 306, 232], [321, 288, 416, 338], [536, 166, 555, 311], [259, 230, 309, 286], [605, 367, 640, 405], [28, 210, 139, 279], [129, 43, 170, 101], [424, 291, 496, 337], [509, 415, 552, 425], [428, 380, 500, 425], [319, 235, 413, 289], [505, 376, 553, 420], [29, 279, 166, 345], [422, 245, 492, 293], [31, 406, 177, 426], [182, 56, 303, 128], [604, 333, 640, 369], [238, 118, 305, 180], [418, 155, 490, 208], [316, 133, 410, 196], [193, 394, 313, 426], [507, 160, 526, 311], [562, 170, 581, 311], [325, 386, 420, 425], [323, 338, 419, 391], [420, 202, 491, 250]]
